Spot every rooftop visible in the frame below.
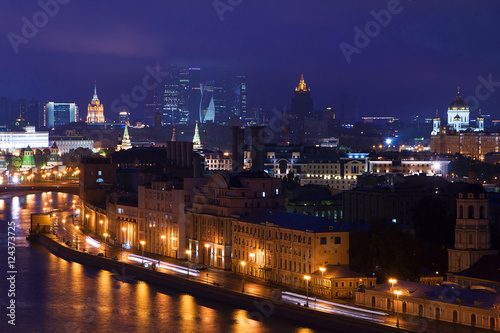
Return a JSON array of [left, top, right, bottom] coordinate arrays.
[[238, 211, 366, 233]]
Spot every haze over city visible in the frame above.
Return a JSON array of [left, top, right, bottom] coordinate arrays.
[[2, 0, 500, 122]]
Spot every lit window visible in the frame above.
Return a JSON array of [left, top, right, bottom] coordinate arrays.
[[262, 191, 266, 198]]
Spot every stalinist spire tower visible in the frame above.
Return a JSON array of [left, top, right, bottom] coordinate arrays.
[[86, 82, 105, 123], [192, 121, 202, 150]]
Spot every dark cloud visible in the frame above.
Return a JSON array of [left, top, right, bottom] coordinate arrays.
[[1, 0, 500, 122]]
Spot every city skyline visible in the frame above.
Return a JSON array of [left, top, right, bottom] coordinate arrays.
[[1, 1, 500, 123]]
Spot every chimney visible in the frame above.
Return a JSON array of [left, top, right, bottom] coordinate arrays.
[[232, 126, 244, 173]]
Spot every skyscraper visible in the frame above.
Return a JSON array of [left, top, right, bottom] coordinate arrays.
[[86, 82, 105, 123], [199, 81, 215, 123], [44, 102, 79, 128], [231, 75, 247, 118], [144, 64, 165, 126], [339, 92, 358, 125], [213, 81, 229, 124], [161, 65, 191, 126], [188, 67, 201, 125], [290, 74, 313, 119]]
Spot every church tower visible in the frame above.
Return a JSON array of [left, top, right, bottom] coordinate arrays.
[[46, 142, 63, 168], [477, 109, 485, 132], [431, 109, 441, 135], [447, 87, 469, 131], [448, 184, 498, 273], [86, 82, 105, 123]]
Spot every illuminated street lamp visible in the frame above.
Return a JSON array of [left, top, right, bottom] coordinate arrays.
[[204, 243, 210, 266], [185, 250, 192, 278], [394, 290, 402, 328], [319, 267, 326, 294], [304, 275, 311, 307], [389, 278, 397, 311], [249, 252, 255, 261], [140, 241, 145, 265], [121, 227, 127, 261], [241, 261, 246, 292], [161, 235, 166, 255], [103, 233, 108, 257], [75, 226, 80, 250]]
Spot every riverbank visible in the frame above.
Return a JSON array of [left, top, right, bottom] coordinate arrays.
[[37, 233, 404, 333]]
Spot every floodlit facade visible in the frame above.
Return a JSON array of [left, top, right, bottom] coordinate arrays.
[[86, 83, 105, 123], [0, 126, 49, 151]]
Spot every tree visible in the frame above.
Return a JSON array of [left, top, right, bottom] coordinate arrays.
[[10, 156, 22, 170]]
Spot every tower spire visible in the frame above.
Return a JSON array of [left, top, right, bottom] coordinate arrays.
[[93, 81, 98, 101]]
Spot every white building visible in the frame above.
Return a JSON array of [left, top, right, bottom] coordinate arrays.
[[49, 139, 94, 154], [0, 126, 49, 152]]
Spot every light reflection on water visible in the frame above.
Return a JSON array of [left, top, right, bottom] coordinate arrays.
[[0, 192, 321, 333]]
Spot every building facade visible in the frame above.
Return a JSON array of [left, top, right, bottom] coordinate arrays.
[[232, 211, 351, 290], [44, 102, 78, 128], [0, 126, 49, 152], [86, 83, 105, 123], [448, 184, 498, 273], [356, 281, 499, 330], [187, 172, 284, 270]]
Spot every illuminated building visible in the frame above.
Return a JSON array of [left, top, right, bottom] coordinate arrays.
[[232, 211, 353, 287], [264, 147, 367, 190], [86, 82, 105, 123], [204, 150, 232, 171], [49, 138, 94, 154], [430, 88, 495, 159], [0, 125, 48, 152], [232, 75, 247, 118], [43, 102, 79, 128], [192, 121, 202, 150], [187, 172, 284, 270], [46, 142, 63, 168], [368, 159, 451, 176], [117, 124, 132, 151], [447, 184, 497, 273], [119, 110, 130, 124], [20, 146, 36, 172], [357, 280, 499, 330]]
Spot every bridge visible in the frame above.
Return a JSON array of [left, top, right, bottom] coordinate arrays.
[[0, 182, 79, 195]]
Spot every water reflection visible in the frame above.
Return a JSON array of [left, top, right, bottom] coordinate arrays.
[[0, 192, 318, 333]]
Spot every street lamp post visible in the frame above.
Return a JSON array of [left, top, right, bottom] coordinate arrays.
[[389, 278, 397, 311], [103, 233, 108, 257], [394, 290, 401, 328], [204, 243, 210, 266], [319, 267, 326, 294], [140, 241, 145, 265], [75, 226, 79, 250], [241, 261, 246, 292], [161, 235, 166, 256], [185, 250, 191, 278], [304, 275, 311, 307], [122, 227, 127, 261]]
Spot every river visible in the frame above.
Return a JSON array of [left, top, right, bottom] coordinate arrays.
[[0, 192, 320, 333]]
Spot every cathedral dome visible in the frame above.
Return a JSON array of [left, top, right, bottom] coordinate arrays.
[[449, 88, 469, 110]]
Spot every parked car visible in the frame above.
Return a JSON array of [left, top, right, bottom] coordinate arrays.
[[65, 241, 72, 246], [111, 256, 118, 260], [97, 253, 104, 257]]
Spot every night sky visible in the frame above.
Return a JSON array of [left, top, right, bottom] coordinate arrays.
[[2, 0, 500, 122]]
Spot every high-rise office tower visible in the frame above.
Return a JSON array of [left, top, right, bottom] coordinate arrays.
[[199, 81, 215, 123], [213, 81, 229, 124], [161, 65, 191, 126], [188, 67, 201, 125], [86, 82, 105, 123], [44, 102, 79, 128], [231, 75, 247, 118], [0, 98, 41, 128], [144, 64, 165, 126]]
